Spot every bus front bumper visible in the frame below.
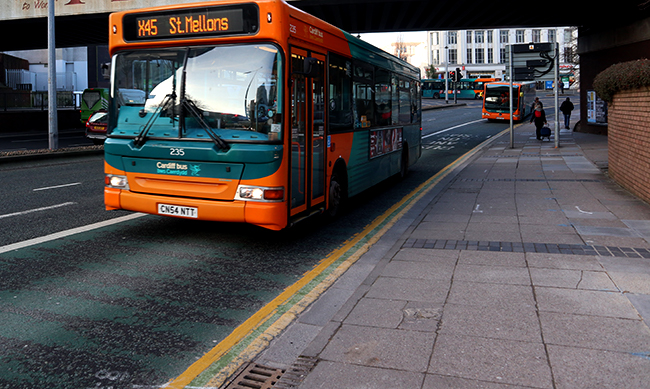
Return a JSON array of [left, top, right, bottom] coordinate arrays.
[[105, 188, 288, 231]]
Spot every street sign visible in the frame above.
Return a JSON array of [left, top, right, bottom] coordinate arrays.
[[506, 43, 556, 82]]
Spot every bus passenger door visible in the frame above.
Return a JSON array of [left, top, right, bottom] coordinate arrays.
[[289, 48, 326, 217]]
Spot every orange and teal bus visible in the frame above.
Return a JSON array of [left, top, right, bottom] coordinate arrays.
[[472, 77, 499, 99], [423, 78, 492, 99], [104, 0, 421, 231], [481, 81, 536, 122]]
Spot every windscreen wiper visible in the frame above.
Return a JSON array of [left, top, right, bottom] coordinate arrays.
[[182, 98, 230, 151], [134, 92, 176, 148]]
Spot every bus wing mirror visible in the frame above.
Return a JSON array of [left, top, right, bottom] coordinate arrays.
[[303, 57, 319, 78]]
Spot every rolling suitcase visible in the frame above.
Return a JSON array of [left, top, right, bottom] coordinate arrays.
[[540, 126, 551, 141]]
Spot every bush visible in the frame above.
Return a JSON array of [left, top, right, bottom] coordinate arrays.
[[593, 59, 650, 103]]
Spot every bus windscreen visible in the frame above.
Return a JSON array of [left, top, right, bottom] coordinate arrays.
[[484, 85, 513, 112]]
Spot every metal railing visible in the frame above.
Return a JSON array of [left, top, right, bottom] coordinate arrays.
[[0, 91, 80, 111]]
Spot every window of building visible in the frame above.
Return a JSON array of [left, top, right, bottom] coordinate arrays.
[[487, 48, 493, 64], [487, 30, 493, 44], [467, 48, 472, 64], [447, 31, 457, 45], [432, 49, 440, 65], [466, 31, 472, 44], [564, 47, 575, 63], [475, 48, 484, 64], [500, 30, 509, 43], [475, 31, 484, 44], [449, 48, 457, 64], [548, 29, 556, 43], [564, 29, 573, 42], [532, 29, 541, 43], [516, 30, 525, 43], [500, 48, 507, 64]]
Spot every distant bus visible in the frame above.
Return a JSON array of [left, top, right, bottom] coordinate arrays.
[[472, 78, 500, 99], [482, 81, 536, 121], [422, 78, 477, 99], [79, 88, 109, 124], [422, 79, 446, 98], [104, 0, 421, 231]]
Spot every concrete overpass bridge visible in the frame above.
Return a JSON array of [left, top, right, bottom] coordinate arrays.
[[1, 0, 649, 133], [1, 0, 644, 50]]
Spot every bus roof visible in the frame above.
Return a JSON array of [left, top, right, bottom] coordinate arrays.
[[108, 0, 419, 79]]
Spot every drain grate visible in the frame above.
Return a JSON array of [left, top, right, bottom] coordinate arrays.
[[224, 363, 285, 389], [273, 356, 318, 388]]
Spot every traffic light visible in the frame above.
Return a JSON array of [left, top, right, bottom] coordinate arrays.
[[455, 68, 463, 82], [449, 71, 455, 80]]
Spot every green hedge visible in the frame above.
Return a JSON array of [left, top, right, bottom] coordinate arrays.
[[593, 59, 650, 103]]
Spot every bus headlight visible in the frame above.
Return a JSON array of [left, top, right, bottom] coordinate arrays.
[[106, 174, 129, 189], [235, 185, 284, 202]]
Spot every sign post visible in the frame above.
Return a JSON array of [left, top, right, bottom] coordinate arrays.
[[553, 42, 559, 148], [509, 45, 514, 148]]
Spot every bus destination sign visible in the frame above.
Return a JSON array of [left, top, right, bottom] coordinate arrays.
[[123, 5, 258, 41]]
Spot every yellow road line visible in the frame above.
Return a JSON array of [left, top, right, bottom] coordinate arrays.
[[163, 128, 509, 388]]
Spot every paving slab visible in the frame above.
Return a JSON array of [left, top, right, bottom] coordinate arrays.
[[319, 324, 436, 372], [439, 303, 542, 342], [428, 334, 553, 388], [299, 361, 425, 389], [547, 345, 650, 389], [539, 311, 650, 351], [365, 276, 451, 303], [453, 263, 531, 285], [529, 267, 617, 290], [422, 374, 531, 388], [534, 287, 641, 319]]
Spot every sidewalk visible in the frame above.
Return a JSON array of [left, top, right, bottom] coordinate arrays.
[[251, 122, 650, 388]]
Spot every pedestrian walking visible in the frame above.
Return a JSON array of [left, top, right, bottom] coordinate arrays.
[[530, 103, 547, 140], [560, 97, 574, 129], [530, 96, 543, 112]]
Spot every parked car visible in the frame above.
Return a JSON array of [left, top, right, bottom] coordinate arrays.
[[85, 110, 108, 145]]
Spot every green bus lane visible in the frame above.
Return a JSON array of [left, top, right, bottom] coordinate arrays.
[[0, 216, 349, 388]]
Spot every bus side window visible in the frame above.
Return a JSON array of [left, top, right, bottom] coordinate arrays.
[[374, 69, 391, 126], [353, 63, 373, 129], [328, 54, 353, 131]]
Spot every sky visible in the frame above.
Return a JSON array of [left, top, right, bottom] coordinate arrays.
[[357, 31, 428, 52]]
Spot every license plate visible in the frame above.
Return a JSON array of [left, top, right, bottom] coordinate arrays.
[[157, 204, 198, 218]]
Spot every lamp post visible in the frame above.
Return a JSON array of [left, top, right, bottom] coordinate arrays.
[[445, 45, 449, 104], [48, 0, 58, 150]]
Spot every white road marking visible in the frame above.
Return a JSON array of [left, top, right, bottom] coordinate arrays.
[[422, 119, 485, 139], [33, 182, 82, 191], [0, 213, 147, 254], [0, 202, 77, 220]]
